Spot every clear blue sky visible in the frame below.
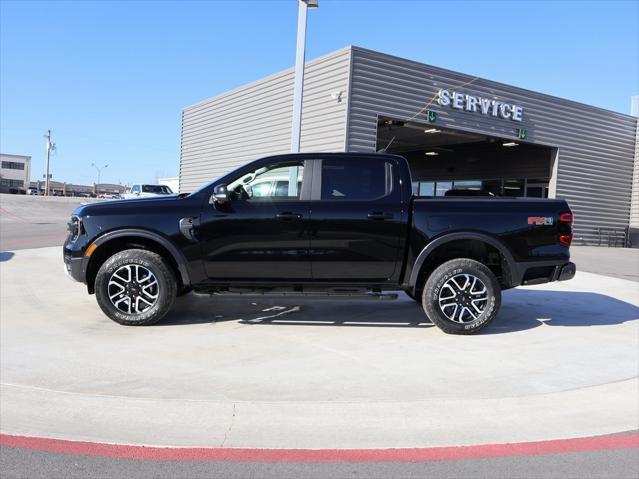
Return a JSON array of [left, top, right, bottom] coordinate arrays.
[[1, 0, 637, 186]]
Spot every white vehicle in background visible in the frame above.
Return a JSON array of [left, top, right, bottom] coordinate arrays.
[[123, 184, 174, 199], [101, 192, 122, 199]]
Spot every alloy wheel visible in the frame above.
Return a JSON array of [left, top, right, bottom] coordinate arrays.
[[438, 273, 488, 323], [107, 264, 159, 314]]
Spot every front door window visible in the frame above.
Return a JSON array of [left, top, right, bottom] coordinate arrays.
[[228, 162, 304, 201]]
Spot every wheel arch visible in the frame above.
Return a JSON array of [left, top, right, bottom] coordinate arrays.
[[85, 229, 190, 294], [408, 232, 516, 293]]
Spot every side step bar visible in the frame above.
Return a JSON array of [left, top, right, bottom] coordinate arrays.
[[193, 290, 399, 301]]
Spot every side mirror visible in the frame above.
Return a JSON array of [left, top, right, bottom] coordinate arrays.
[[211, 184, 229, 205]]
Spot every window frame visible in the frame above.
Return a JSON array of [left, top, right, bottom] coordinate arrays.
[[1, 161, 25, 170]]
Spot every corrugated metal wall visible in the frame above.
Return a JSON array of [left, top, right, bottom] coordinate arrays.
[[346, 47, 638, 244], [179, 48, 351, 193], [630, 124, 639, 229]]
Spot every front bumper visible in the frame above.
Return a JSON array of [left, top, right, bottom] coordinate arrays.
[[63, 247, 87, 283]]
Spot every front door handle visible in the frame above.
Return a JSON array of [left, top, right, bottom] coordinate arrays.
[[276, 212, 303, 221], [367, 212, 394, 221]]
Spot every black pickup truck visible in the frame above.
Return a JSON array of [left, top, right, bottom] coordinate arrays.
[[63, 153, 575, 334]]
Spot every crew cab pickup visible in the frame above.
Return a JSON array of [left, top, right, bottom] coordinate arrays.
[[63, 153, 575, 334]]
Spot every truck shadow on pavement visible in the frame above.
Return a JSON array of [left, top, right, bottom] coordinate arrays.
[[0, 251, 15, 262], [487, 289, 639, 334], [160, 289, 639, 334]]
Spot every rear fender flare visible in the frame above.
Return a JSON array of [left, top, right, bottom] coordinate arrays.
[[408, 232, 517, 290]]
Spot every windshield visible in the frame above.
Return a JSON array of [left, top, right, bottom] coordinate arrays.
[[142, 185, 173, 194]]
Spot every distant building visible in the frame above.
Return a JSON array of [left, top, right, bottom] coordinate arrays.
[[0, 153, 31, 194], [30, 180, 126, 197]]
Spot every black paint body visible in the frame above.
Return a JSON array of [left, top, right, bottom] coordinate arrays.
[[64, 153, 574, 294]]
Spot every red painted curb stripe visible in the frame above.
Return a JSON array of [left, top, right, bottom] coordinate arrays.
[[0, 207, 30, 222], [1, 433, 637, 463]]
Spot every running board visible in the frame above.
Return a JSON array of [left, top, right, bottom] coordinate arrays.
[[193, 290, 398, 301]]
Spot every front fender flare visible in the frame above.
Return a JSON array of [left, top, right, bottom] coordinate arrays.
[[90, 229, 191, 287], [408, 232, 517, 289]]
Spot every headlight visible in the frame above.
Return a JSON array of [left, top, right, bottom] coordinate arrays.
[[67, 216, 83, 242]]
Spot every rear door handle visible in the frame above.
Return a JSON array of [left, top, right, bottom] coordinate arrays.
[[367, 212, 394, 221], [276, 212, 303, 221]]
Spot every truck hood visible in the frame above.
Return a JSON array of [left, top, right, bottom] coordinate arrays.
[[72, 195, 182, 217]]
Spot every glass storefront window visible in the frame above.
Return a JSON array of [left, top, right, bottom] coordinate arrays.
[[435, 181, 452, 197], [481, 180, 503, 196], [419, 181, 435, 196], [525, 179, 549, 198], [410, 178, 549, 198], [502, 179, 525, 197], [452, 180, 482, 191]]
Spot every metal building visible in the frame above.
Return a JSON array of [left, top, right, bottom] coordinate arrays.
[[179, 46, 638, 246]]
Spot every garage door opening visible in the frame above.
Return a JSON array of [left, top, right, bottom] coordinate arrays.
[[376, 117, 555, 198]]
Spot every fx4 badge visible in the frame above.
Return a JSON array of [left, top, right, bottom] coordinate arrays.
[[528, 216, 553, 226]]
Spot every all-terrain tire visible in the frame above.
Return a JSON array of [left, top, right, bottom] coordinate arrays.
[[95, 249, 177, 326], [422, 258, 501, 335]]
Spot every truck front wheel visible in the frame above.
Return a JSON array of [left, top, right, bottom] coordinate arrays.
[[422, 258, 501, 335], [95, 249, 177, 326]]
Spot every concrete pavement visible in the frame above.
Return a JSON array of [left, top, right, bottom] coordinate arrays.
[[1, 246, 637, 449]]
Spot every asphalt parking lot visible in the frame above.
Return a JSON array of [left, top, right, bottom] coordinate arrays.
[[1, 194, 638, 477], [0, 194, 102, 251]]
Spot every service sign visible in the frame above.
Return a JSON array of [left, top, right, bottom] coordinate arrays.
[[437, 89, 524, 122]]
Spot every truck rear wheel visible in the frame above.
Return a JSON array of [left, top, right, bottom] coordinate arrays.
[[422, 258, 501, 335], [95, 249, 177, 326]]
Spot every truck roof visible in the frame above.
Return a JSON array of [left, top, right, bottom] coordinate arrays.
[[257, 152, 407, 162]]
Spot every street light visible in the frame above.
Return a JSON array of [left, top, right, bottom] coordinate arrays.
[[91, 163, 108, 185], [290, 0, 318, 153]]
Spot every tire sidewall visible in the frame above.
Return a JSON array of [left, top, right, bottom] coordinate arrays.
[[95, 250, 176, 326], [423, 259, 501, 334]]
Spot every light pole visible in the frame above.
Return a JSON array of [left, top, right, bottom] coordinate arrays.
[[91, 163, 108, 185], [44, 129, 56, 196], [290, 0, 318, 153]]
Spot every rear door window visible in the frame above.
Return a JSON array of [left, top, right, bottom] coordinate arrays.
[[320, 158, 391, 201]]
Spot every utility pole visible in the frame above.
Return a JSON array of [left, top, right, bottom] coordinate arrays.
[[44, 129, 55, 196]]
